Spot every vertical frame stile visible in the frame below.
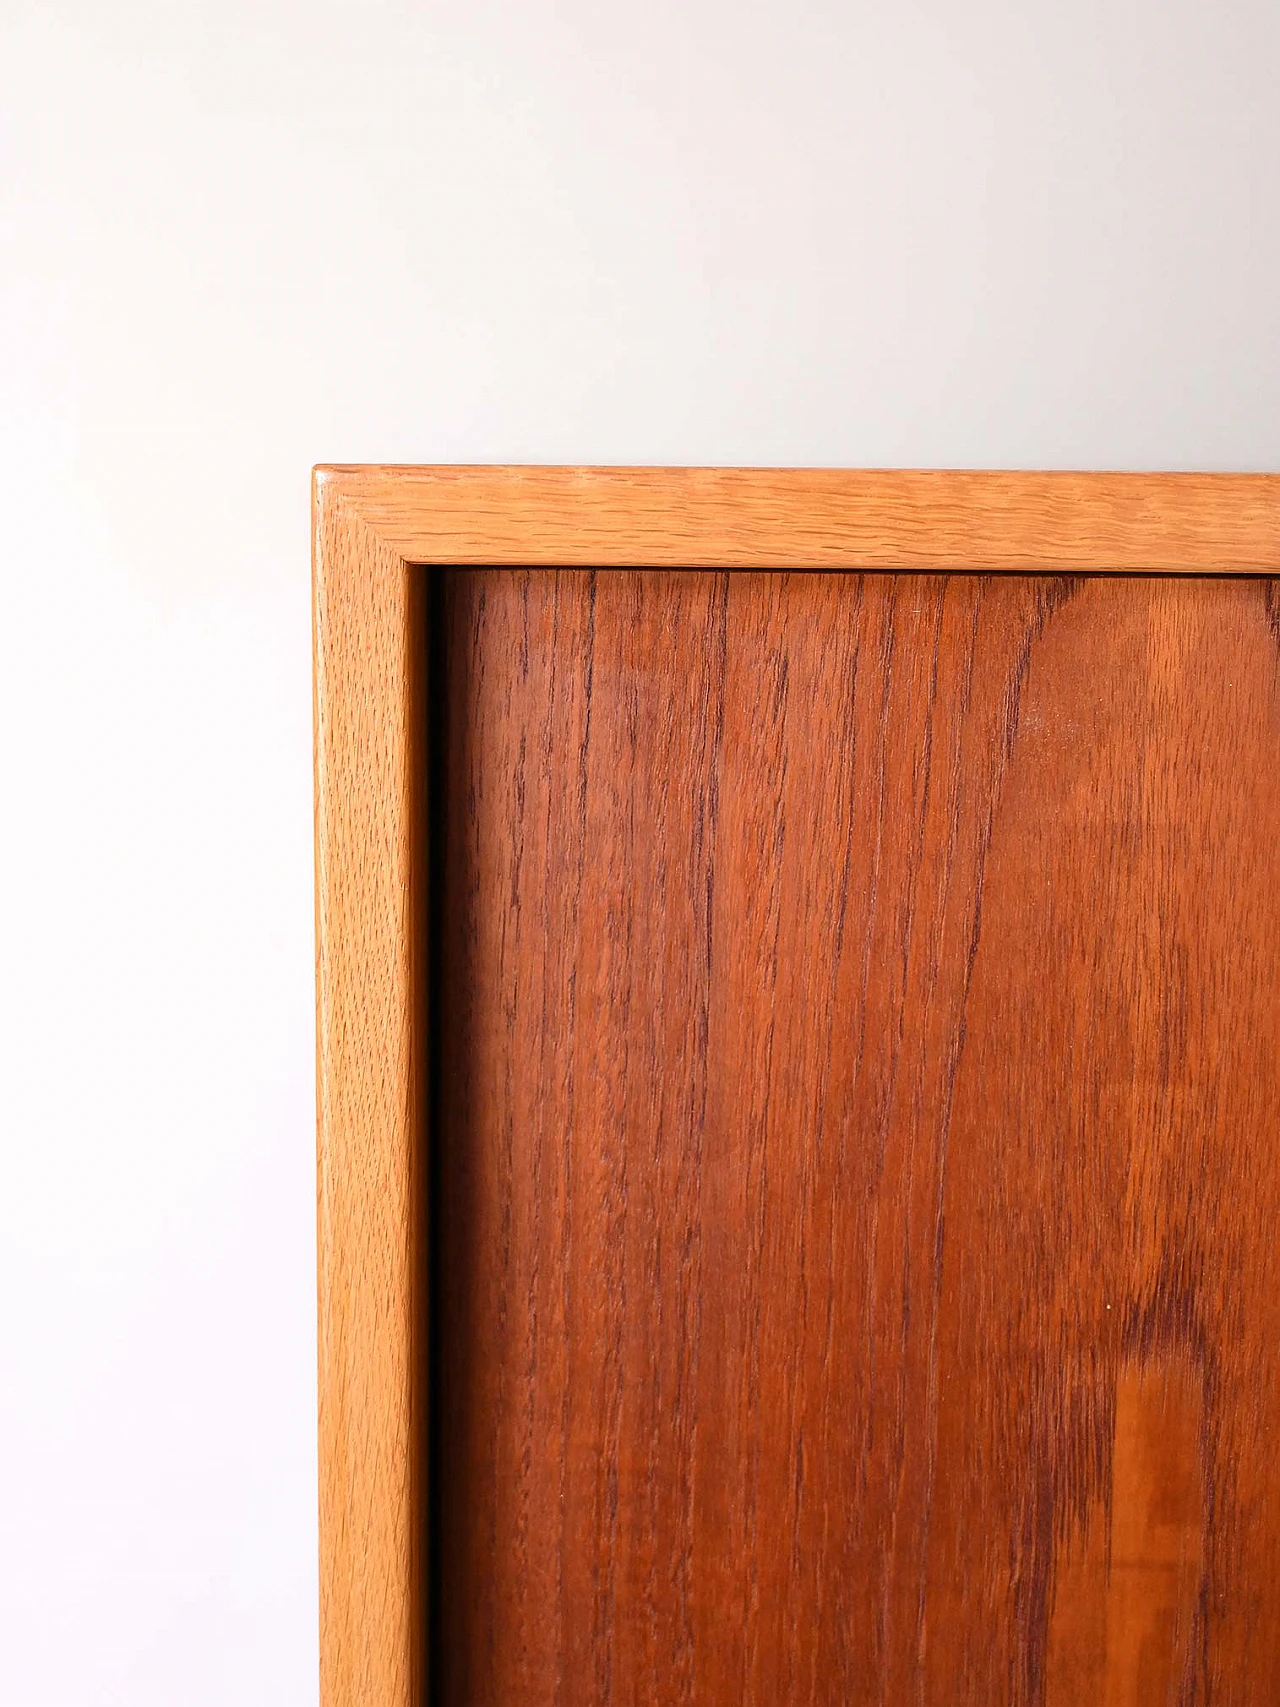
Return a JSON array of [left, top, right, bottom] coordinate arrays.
[[314, 473, 424, 1707]]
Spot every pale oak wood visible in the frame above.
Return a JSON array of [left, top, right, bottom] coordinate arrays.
[[313, 467, 1280, 1707], [314, 490, 425, 1707], [317, 465, 1280, 572]]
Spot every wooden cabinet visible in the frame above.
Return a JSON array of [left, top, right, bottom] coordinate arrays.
[[315, 469, 1280, 1706]]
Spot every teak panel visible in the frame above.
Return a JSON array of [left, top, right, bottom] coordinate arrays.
[[315, 468, 1280, 1707], [434, 569, 1280, 1706]]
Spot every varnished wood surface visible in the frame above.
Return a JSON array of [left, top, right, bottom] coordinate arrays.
[[317, 466, 1280, 573], [313, 467, 1280, 1707], [313, 497, 425, 1707], [436, 569, 1280, 1706]]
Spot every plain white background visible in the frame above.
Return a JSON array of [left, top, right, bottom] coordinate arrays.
[[1, 2, 1277, 1701]]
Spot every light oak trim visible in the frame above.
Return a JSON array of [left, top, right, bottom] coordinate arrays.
[[317, 465, 1280, 573], [315, 489, 424, 1707], [313, 465, 1280, 1707]]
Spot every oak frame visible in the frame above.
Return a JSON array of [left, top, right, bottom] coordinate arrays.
[[312, 465, 1280, 1707]]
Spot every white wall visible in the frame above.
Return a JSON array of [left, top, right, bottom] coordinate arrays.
[[1, 2, 1276, 1702]]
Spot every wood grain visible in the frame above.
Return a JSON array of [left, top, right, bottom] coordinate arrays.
[[316, 466, 1280, 572], [314, 487, 425, 1707], [314, 468, 1280, 1707], [435, 568, 1280, 1706]]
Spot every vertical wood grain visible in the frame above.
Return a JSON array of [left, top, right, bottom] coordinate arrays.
[[435, 568, 1280, 1706], [314, 483, 423, 1707]]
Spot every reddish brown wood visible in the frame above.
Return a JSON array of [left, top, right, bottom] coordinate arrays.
[[316, 469, 1280, 1707], [435, 569, 1280, 1706]]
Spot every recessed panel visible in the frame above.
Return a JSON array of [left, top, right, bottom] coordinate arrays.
[[435, 569, 1280, 1705]]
